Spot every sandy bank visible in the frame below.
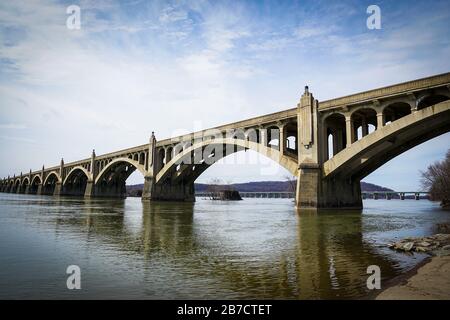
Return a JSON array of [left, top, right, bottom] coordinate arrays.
[[376, 255, 450, 300]]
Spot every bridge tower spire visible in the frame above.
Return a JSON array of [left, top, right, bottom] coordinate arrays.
[[142, 132, 157, 201], [296, 85, 321, 208], [295, 86, 362, 210], [90, 150, 96, 177], [60, 158, 65, 180], [84, 149, 97, 198]]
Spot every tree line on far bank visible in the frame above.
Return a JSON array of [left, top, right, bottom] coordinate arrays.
[[421, 149, 450, 209]]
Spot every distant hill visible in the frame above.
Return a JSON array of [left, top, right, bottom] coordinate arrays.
[[195, 181, 393, 192], [359, 182, 393, 192], [126, 181, 393, 196]]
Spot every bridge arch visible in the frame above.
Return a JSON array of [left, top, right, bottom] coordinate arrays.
[[324, 113, 346, 160], [351, 108, 377, 140], [149, 137, 297, 202], [383, 102, 411, 125], [63, 166, 90, 196], [12, 179, 21, 193], [42, 171, 61, 195], [266, 125, 281, 149], [19, 176, 30, 193], [156, 137, 298, 185], [8, 180, 14, 192], [21, 176, 30, 185], [29, 175, 42, 194], [323, 100, 450, 180], [284, 121, 298, 157], [94, 157, 146, 198]]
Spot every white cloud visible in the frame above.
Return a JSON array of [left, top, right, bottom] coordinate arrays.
[[293, 26, 331, 39], [0, 124, 26, 129]]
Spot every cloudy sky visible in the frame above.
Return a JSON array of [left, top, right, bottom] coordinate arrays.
[[0, 0, 449, 189]]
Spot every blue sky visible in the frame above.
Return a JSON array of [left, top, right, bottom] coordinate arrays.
[[0, 0, 449, 190]]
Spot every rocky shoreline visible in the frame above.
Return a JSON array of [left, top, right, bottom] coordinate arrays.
[[387, 233, 450, 255]]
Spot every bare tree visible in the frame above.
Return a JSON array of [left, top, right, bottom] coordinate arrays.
[[421, 149, 450, 209], [205, 178, 240, 200], [224, 179, 235, 191], [285, 175, 297, 193], [206, 178, 223, 200]]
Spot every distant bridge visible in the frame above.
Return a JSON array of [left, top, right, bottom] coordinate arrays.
[[362, 191, 430, 200], [1, 72, 449, 209], [196, 191, 296, 199], [196, 191, 430, 200]]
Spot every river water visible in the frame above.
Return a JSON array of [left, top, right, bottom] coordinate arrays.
[[0, 193, 449, 299]]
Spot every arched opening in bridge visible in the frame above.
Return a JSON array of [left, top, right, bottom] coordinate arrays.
[[194, 149, 296, 197], [325, 113, 346, 160], [266, 125, 280, 149], [139, 152, 146, 166], [43, 173, 59, 195], [157, 148, 165, 172], [383, 102, 411, 126], [96, 160, 144, 198], [63, 168, 89, 196], [417, 94, 449, 110], [166, 147, 173, 164], [29, 176, 41, 194], [19, 178, 29, 194], [13, 180, 20, 193], [284, 122, 298, 158], [351, 108, 377, 141], [252, 128, 260, 144]]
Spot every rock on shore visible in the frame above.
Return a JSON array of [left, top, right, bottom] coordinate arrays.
[[388, 233, 450, 255]]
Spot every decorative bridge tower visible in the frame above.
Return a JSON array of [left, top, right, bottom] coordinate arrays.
[[296, 86, 362, 209]]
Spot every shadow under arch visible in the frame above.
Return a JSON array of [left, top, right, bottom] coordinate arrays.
[[63, 166, 90, 196], [19, 176, 30, 194], [29, 175, 42, 194], [42, 171, 61, 195], [94, 157, 146, 198], [12, 179, 21, 193]]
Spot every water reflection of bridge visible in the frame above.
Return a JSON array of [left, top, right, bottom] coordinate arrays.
[[39, 197, 407, 299]]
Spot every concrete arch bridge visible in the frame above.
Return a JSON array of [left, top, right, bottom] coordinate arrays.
[[1, 72, 450, 209]]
